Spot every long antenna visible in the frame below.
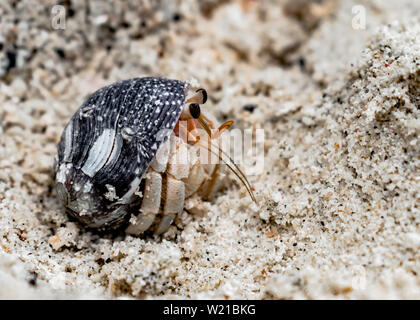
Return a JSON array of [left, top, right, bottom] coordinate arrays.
[[196, 139, 257, 203]]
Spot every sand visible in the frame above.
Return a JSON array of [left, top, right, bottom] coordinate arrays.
[[0, 0, 419, 299]]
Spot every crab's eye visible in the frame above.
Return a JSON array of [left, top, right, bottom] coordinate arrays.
[[189, 103, 201, 119], [196, 88, 207, 104]]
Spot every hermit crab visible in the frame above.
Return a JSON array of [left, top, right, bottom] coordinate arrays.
[[54, 77, 255, 235]]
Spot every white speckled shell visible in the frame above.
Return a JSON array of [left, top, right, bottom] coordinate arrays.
[[55, 77, 186, 229]]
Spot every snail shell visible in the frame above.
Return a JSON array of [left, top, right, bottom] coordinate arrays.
[[54, 77, 187, 230]]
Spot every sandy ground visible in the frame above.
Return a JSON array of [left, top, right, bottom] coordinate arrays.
[[0, 0, 419, 299]]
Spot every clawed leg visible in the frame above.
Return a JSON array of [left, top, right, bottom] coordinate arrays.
[[155, 135, 188, 235], [125, 170, 162, 235], [197, 113, 233, 139], [200, 163, 220, 201], [175, 119, 200, 144], [155, 175, 185, 235], [183, 160, 206, 198]]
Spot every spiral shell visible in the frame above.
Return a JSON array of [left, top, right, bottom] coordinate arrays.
[[55, 77, 187, 230]]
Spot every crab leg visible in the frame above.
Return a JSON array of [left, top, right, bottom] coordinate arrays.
[[176, 119, 200, 144], [126, 170, 162, 235], [155, 136, 190, 234], [155, 176, 185, 235], [126, 140, 171, 235]]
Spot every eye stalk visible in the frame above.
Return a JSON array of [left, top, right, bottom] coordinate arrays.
[[181, 89, 212, 136], [196, 88, 207, 104], [186, 88, 207, 105]]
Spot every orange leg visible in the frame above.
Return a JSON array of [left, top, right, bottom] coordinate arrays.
[[175, 115, 234, 149], [175, 119, 200, 144]]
